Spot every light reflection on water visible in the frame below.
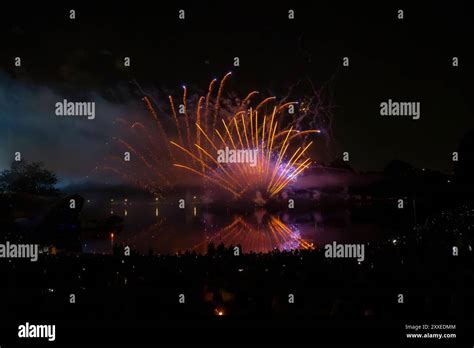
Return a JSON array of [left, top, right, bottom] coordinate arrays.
[[81, 201, 382, 255], [191, 211, 314, 254]]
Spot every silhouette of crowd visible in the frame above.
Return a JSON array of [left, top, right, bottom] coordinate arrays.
[[0, 204, 472, 344]]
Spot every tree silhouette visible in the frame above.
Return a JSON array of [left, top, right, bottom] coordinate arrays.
[[0, 161, 59, 195]]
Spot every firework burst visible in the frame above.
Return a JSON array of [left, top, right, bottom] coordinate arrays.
[[105, 73, 323, 199]]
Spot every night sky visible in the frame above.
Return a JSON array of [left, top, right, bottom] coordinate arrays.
[[0, 2, 472, 184]]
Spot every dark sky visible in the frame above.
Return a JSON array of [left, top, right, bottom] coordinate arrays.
[[0, 1, 472, 183]]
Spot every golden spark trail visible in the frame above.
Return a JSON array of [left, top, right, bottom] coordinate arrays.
[[173, 164, 240, 197], [212, 72, 232, 142], [143, 96, 175, 161], [256, 96, 276, 111], [171, 141, 238, 192], [196, 96, 205, 171], [204, 79, 217, 133], [168, 96, 183, 145], [182, 86, 192, 151]]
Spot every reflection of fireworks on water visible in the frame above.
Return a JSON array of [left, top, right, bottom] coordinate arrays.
[[104, 72, 325, 198], [195, 214, 314, 253]]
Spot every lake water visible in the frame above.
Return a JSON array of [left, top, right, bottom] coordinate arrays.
[[80, 199, 408, 255]]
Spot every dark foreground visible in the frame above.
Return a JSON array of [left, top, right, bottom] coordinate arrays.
[[1, 205, 474, 345]]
